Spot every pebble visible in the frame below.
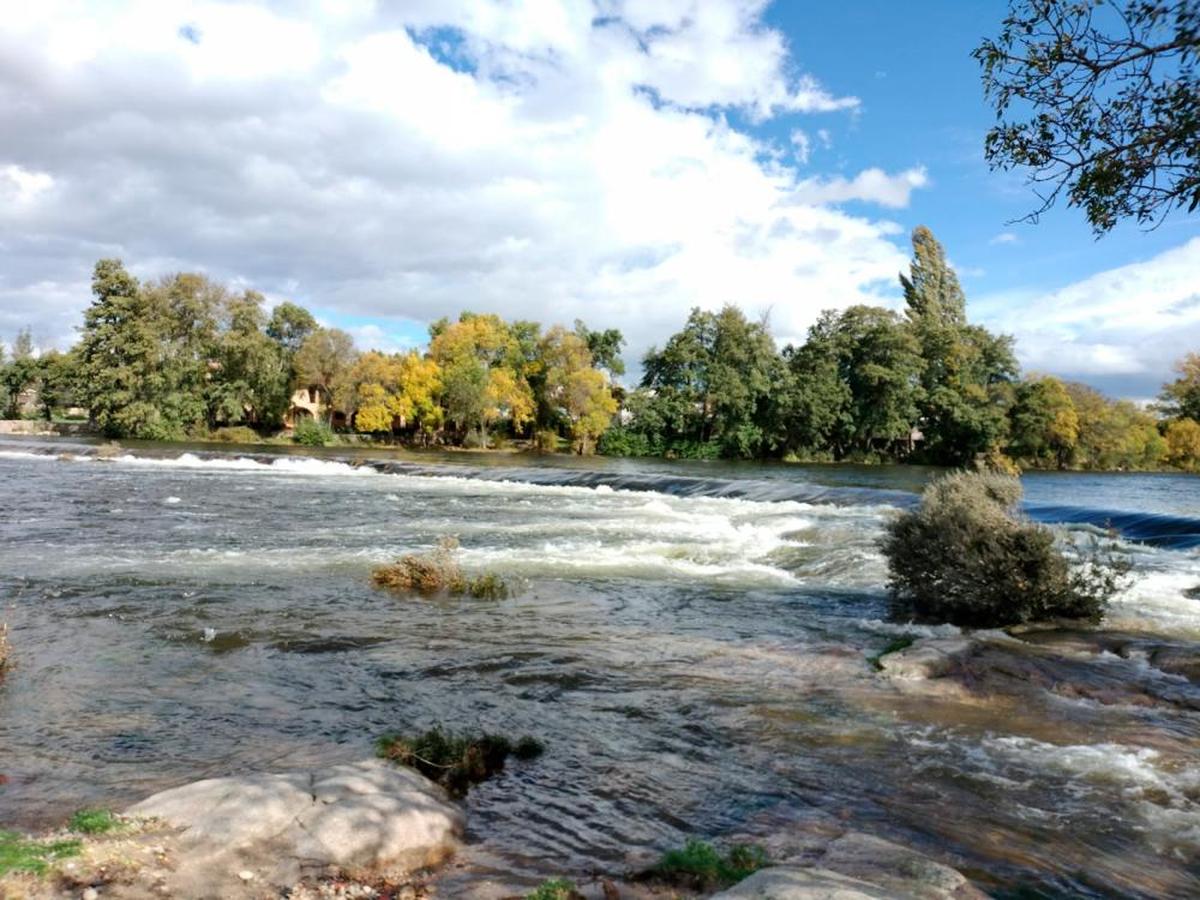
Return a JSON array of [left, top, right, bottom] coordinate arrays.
[[238, 870, 256, 881], [82, 889, 99, 900]]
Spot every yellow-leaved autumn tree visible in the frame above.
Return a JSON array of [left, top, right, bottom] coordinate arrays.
[[430, 313, 532, 445], [541, 326, 617, 454]]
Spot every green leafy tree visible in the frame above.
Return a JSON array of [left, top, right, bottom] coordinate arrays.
[[574, 319, 626, 377], [1007, 375, 1079, 467], [774, 322, 852, 457], [210, 293, 289, 427], [294, 327, 358, 422], [1, 328, 39, 418], [77, 259, 170, 438], [266, 302, 318, 355], [975, 0, 1200, 233], [639, 306, 779, 457], [901, 227, 1018, 465], [1157, 352, 1200, 421]]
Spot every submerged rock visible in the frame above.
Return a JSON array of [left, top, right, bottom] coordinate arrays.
[[876, 637, 973, 680], [126, 759, 462, 893]]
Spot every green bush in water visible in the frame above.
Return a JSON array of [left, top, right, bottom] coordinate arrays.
[[0, 831, 81, 876], [882, 471, 1130, 627], [68, 808, 123, 835], [371, 537, 509, 599], [652, 839, 768, 890], [375, 727, 544, 797], [293, 417, 336, 447], [210, 425, 260, 444], [526, 878, 581, 900]]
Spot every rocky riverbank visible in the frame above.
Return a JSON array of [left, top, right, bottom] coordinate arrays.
[[0, 756, 988, 900]]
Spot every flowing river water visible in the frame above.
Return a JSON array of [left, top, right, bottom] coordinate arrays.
[[1, 437, 1199, 897]]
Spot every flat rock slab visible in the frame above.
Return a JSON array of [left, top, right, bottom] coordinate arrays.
[[126, 759, 463, 894], [818, 833, 986, 899], [713, 866, 897, 899]]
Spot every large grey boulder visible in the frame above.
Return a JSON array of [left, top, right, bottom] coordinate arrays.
[[712, 831, 986, 900], [818, 833, 986, 899], [712, 866, 896, 899], [126, 758, 463, 895]]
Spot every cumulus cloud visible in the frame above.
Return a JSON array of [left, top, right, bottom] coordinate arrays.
[[976, 238, 1200, 396], [1, 0, 918, 369], [789, 168, 930, 210]]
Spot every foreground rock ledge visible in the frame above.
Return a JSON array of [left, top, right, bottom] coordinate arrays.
[[713, 831, 986, 900], [126, 758, 463, 892]]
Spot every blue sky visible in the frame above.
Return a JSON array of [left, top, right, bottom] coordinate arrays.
[[0, 0, 1196, 398]]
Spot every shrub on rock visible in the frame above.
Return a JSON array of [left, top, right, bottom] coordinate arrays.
[[882, 471, 1128, 627]]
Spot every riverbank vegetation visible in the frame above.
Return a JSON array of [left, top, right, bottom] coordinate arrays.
[[2, 227, 1197, 470], [647, 839, 769, 891], [883, 472, 1131, 627], [375, 727, 544, 797]]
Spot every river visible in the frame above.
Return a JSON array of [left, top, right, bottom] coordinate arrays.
[[1, 437, 1198, 897]]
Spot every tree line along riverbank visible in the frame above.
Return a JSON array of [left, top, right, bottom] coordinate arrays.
[[2, 226, 1198, 471]]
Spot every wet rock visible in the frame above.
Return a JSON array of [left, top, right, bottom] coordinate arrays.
[[1150, 647, 1200, 682], [818, 833, 986, 899], [877, 637, 972, 680], [126, 759, 462, 893], [712, 866, 894, 898]]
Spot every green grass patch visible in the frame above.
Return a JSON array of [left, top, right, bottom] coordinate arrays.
[[526, 878, 579, 899], [651, 839, 768, 890], [0, 830, 81, 877], [375, 727, 544, 797], [868, 634, 916, 671], [68, 808, 123, 835]]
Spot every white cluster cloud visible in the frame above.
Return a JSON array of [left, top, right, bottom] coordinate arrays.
[[0, 0, 913, 360], [976, 238, 1200, 396]]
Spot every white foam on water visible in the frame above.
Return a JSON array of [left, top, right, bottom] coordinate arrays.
[[164, 496, 182, 505], [976, 735, 1200, 853], [1106, 567, 1200, 636]]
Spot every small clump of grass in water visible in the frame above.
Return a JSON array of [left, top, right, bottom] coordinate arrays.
[[526, 878, 581, 899], [650, 839, 768, 890], [868, 634, 916, 671], [0, 624, 10, 675], [68, 808, 124, 835], [371, 537, 510, 600], [375, 727, 544, 797], [0, 830, 81, 877]]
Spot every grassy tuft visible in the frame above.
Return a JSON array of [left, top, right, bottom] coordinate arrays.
[[0, 624, 9, 674], [651, 839, 767, 890], [0, 830, 81, 877], [371, 537, 509, 600], [68, 808, 124, 835], [868, 634, 916, 671], [375, 727, 544, 797], [526, 878, 580, 899]]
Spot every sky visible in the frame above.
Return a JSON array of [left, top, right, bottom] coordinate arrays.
[[0, 0, 1196, 398]]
